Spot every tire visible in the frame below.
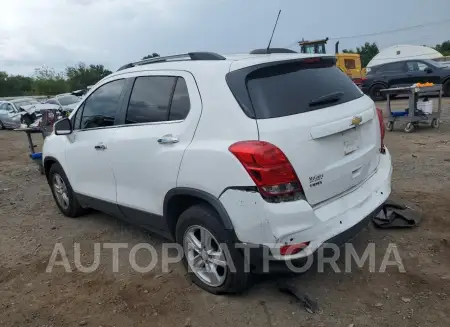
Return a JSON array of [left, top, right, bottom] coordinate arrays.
[[431, 118, 440, 128], [48, 162, 87, 218], [176, 204, 250, 294], [369, 84, 387, 101], [404, 122, 415, 133], [386, 121, 394, 131], [0, 120, 4, 130], [443, 80, 450, 97]]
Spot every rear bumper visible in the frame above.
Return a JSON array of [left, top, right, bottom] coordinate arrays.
[[243, 204, 383, 273], [220, 148, 392, 263]]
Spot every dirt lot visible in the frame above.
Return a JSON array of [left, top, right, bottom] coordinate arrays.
[[1, 99, 450, 327]]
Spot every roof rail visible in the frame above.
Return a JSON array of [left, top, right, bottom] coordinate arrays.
[[249, 48, 298, 54], [117, 52, 226, 71]]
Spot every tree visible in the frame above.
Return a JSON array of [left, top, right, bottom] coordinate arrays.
[[341, 42, 379, 67], [434, 41, 450, 56], [65, 63, 112, 91], [33, 66, 68, 95], [142, 53, 160, 60]]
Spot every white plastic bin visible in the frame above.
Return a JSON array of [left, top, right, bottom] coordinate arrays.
[[417, 100, 433, 115]]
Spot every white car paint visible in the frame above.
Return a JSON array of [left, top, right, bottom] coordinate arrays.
[[43, 52, 392, 263]]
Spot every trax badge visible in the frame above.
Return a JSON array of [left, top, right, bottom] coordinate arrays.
[[351, 116, 362, 126]]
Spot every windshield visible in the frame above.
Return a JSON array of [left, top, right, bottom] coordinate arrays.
[[432, 61, 450, 68], [58, 95, 80, 106]]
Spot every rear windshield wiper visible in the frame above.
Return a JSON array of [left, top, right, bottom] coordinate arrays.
[[309, 91, 344, 107]]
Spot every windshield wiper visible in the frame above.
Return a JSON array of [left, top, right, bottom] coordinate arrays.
[[309, 91, 344, 107]]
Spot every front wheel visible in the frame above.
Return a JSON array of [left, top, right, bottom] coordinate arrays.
[[176, 204, 250, 294], [0, 120, 4, 130], [48, 163, 87, 218]]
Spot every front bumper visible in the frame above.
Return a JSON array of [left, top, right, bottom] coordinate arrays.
[[220, 149, 392, 263]]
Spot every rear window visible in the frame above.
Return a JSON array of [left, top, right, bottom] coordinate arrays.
[[227, 58, 363, 119]]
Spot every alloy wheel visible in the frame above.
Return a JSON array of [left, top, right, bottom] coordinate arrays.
[[53, 173, 70, 210], [183, 225, 228, 287]]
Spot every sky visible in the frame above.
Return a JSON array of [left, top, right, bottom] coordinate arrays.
[[0, 0, 449, 76]]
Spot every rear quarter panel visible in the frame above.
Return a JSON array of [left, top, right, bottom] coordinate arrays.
[[176, 71, 259, 197]]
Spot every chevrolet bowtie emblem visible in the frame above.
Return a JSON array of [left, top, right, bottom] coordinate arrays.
[[351, 116, 362, 126]]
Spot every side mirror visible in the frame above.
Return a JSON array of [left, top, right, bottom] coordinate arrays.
[[424, 67, 433, 74], [54, 118, 73, 135]]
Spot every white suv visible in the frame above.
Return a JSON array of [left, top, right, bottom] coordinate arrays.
[[43, 51, 392, 294]]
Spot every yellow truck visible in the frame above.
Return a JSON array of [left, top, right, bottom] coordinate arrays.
[[299, 38, 365, 86]]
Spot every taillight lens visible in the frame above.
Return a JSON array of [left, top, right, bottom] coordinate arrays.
[[280, 242, 310, 256], [376, 108, 386, 154], [229, 141, 303, 196]]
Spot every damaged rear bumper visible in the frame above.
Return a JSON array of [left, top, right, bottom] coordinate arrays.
[[219, 149, 392, 265]]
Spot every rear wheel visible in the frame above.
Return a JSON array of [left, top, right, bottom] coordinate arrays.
[[369, 84, 387, 101], [443, 80, 450, 97], [176, 204, 250, 294], [48, 163, 87, 218]]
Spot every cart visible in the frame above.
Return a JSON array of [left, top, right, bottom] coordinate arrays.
[[380, 84, 442, 133], [14, 106, 62, 175]]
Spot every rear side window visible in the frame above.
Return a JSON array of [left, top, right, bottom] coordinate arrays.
[[377, 62, 405, 73], [228, 58, 363, 119], [125, 76, 176, 124], [169, 78, 190, 121]]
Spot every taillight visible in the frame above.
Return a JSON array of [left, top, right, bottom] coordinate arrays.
[[280, 242, 310, 256], [376, 108, 386, 154], [229, 141, 303, 196]]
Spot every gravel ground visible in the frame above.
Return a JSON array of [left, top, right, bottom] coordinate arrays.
[[1, 99, 450, 327]]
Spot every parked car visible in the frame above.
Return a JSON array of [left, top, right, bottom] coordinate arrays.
[[45, 94, 81, 112], [0, 98, 40, 129], [43, 52, 392, 294], [361, 59, 450, 101]]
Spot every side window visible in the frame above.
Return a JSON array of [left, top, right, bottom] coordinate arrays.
[[7, 104, 16, 112], [80, 79, 125, 129], [0, 103, 6, 112], [344, 59, 356, 70], [406, 61, 429, 72], [125, 76, 176, 124], [72, 106, 83, 130], [379, 62, 405, 73], [169, 78, 191, 121]]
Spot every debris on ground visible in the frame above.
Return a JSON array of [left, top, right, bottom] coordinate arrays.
[[372, 200, 421, 228], [278, 280, 319, 314]]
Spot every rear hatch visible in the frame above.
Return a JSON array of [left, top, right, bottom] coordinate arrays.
[[227, 57, 381, 206]]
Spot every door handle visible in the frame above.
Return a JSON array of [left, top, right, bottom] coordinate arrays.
[[94, 143, 107, 150], [157, 134, 179, 144]]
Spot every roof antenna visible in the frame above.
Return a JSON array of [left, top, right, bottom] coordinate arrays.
[[266, 10, 281, 54]]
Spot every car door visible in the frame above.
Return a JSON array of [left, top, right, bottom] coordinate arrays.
[[0, 103, 8, 127], [108, 71, 201, 232], [63, 78, 127, 216], [4, 103, 21, 128], [377, 62, 408, 88], [405, 60, 441, 85]]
